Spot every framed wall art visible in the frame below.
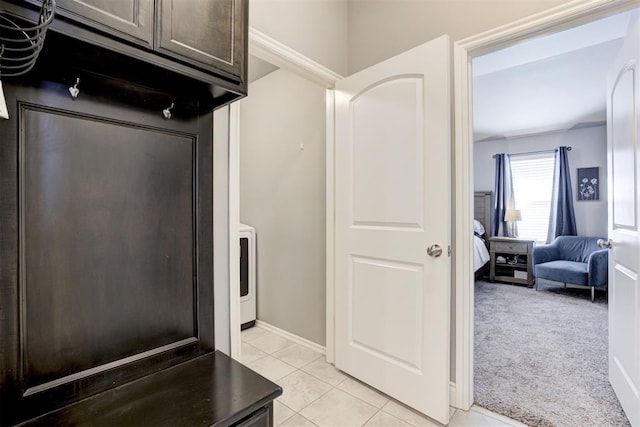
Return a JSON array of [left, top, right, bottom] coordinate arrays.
[[577, 167, 599, 201]]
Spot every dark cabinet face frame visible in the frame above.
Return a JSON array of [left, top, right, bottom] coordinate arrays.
[[53, 0, 155, 47], [0, 77, 214, 424], [6, 0, 248, 102], [155, 0, 246, 79], [31, 0, 247, 83]]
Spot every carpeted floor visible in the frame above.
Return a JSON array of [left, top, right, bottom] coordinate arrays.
[[474, 280, 630, 427]]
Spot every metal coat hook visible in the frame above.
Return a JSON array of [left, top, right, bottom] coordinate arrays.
[[68, 78, 80, 99], [162, 103, 175, 120]]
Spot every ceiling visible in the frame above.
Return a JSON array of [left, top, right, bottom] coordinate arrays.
[[472, 10, 634, 141], [247, 9, 635, 141]]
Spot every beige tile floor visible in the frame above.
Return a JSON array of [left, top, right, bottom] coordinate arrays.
[[242, 326, 526, 427]]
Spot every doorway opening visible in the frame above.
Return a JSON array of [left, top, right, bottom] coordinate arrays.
[[227, 30, 342, 361], [467, 7, 637, 426]]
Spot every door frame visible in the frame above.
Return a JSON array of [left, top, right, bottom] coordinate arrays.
[[228, 28, 342, 360], [454, 0, 639, 410]]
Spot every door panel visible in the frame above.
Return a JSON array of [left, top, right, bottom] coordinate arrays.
[[335, 35, 451, 424], [351, 257, 423, 370], [607, 11, 640, 427], [55, 0, 154, 47], [0, 77, 214, 424], [352, 77, 424, 228], [612, 68, 637, 229], [156, 0, 245, 79]]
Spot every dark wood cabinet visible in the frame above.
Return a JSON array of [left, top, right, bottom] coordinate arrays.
[[51, 0, 246, 80], [0, 1, 258, 425], [0, 68, 215, 426], [4, 0, 248, 102], [54, 0, 155, 47], [157, 0, 245, 79]]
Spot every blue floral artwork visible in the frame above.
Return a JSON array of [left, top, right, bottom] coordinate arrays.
[[577, 167, 599, 201]]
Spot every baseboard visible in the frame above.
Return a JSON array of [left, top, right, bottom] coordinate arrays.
[[255, 320, 326, 355], [470, 406, 527, 426]]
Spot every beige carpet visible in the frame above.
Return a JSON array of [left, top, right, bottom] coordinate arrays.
[[474, 280, 629, 427]]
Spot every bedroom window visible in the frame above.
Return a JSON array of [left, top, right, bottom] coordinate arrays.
[[510, 152, 555, 243]]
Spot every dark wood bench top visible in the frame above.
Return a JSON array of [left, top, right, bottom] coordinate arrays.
[[17, 351, 282, 427]]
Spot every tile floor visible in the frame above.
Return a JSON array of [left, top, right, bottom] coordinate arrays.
[[241, 326, 526, 427]]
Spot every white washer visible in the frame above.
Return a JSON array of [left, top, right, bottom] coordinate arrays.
[[239, 223, 256, 329]]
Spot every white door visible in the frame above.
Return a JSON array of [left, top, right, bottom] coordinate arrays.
[[607, 11, 640, 427], [334, 35, 451, 424]]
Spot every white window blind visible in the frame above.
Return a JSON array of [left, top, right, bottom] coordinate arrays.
[[510, 153, 555, 243]]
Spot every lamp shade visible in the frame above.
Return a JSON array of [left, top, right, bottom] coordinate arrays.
[[504, 209, 522, 222]]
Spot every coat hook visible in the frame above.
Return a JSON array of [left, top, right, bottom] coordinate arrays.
[[68, 78, 80, 100], [162, 103, 175, 120]]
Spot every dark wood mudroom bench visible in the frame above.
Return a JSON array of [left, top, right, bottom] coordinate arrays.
[[0, 2, 261, 425], [17, 352, 282, 427]]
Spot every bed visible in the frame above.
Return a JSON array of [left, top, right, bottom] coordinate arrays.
[[474, 191, 492, 277]]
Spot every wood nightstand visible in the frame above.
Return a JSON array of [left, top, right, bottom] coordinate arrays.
[[489, 237, 535, 286]]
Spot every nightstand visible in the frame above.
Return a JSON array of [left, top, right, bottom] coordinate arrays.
[[489, 237, 535, 286]]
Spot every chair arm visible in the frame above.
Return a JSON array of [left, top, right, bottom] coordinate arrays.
[[532, 245, 558, 266], [587, 249, 609, 287]]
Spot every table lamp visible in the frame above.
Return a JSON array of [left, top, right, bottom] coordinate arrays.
[[504, 209, 522, 238]]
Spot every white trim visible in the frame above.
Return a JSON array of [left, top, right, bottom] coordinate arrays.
[[249, 27, 344, 88], [456, 0, 637, 55], [255, 320, 327, 355], [470, 406, 528, 427], [453, 39, 474, 411], [453, 0, 639, 411], [325, 89, 336, 364], [229, 102, 241, 361], [449, 381, 457, 408]]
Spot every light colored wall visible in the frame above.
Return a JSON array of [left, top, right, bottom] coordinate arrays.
[[347, 0, 573, 74], [249, 0, 348, 76], [239, 68, 327, 345], [474, 125, 608, 238]]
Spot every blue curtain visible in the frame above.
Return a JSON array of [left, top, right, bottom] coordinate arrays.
[[492, 153, 517, 237], [547, 146, 577, 242]]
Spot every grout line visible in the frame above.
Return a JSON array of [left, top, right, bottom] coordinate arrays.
[[362, 408, 382, 426], [275, 400, 296, 426], [335, 381, 390, 410]]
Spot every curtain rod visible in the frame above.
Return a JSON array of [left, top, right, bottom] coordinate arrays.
[[492, 146, 571, 159]]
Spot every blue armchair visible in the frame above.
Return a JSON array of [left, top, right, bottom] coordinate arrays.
[[532, 236, 608, 302]]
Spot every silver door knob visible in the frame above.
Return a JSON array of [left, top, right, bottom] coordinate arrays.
[[597, 239, 613, 249], [427, 244, 443, 257]]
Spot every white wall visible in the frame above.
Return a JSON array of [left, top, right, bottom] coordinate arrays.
[[249, 0, 348, 76], [474, 125, 608, 238], [347, 0, 573, 74], [239, 68, 327, 345]]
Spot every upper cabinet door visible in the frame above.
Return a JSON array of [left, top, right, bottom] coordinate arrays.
[[55, 0, 154, 47], [156, 0, 246, 81]]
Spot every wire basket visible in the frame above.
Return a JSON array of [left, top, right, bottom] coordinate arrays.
[[0, 0, 56, 77]]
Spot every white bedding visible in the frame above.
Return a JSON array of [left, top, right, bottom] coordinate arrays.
[[474, 235, 490, 272]]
